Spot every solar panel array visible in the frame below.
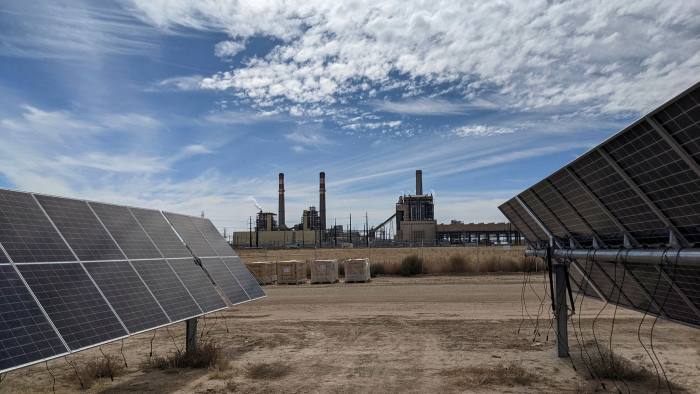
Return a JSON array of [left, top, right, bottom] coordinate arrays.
[[499, 81, 700, 328], [0, 189, 265, 373]]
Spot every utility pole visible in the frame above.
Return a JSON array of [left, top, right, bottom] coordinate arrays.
[[349, 213, 352, 245], [334, 218, 337, 247], [249, 216, 253, 247], [365, 212, 369, 247]]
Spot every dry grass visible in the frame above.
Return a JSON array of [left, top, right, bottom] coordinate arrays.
[[440, 362, 541, 387], [146, 340, 221, 370], [64, 355, 126, 389], [578, 344, 685, 392], [238, 246, 533, 276], [245, 362, 292, 380]]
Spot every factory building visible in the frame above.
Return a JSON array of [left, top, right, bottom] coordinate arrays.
[[395, 170, 437, 243], [436, 221, 523, 245], [256, 211, 277, 232], [231, 169, 522, 248], [301, 206, 321, 230]]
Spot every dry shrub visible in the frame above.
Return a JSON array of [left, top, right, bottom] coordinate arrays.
[[441, 362, 540, 387], [400, 255, 423, 276], [245, 362, 292, 380], [448, 254, 470, 273], [208, 358, 233, 380], [370, 263, 385, 277], [147, 340, 221, 370], [66, 355, 125, 389], [584, 345, 654, 381]]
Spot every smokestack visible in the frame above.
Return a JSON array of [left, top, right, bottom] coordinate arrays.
[[319, 171, 326, 231], [278, 173, 285, 229], [416, 170, 423, 195]]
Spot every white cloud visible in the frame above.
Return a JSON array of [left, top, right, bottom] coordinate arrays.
[[285, 129, 332, 146], [205, 110, 280, 124], [453, 124, 516, 137], [373, 98, 484, 115], [214, 40, 245, 58], [1, 1, 158, 58], [129, 0, 700, 115], [154, 75, 204, 91]]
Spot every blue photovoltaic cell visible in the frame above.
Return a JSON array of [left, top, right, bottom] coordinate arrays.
[[0, 265, 68, 373], [167, 258, 226, 312], [130, 259, 202, 322], [199, 257, 249, 304], [129, 208, 191, 258], [34, 195, 125, 262], [0, 248, 8, 264], [0, 190, 75, 263], [221, 257, 265, 299], [88, 202, 162, 260], [163, 212, 217, 257], [83, 261, 169, 333], [17, 263, 127, 350], [192, 217, 235, 257]]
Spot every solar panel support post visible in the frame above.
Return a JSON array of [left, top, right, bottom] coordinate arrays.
[[553, 258, 569, 358], [186, 318, 197, 353]]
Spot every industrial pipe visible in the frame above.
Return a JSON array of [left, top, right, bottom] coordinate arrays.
[[525, 248, 700, 267]]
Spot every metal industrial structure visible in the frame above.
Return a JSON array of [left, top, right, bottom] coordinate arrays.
[[499, 81, 700, 357], [234, 169, 523, 248], [437, 221, 522, 245]]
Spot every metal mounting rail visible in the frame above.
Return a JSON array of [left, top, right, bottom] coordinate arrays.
[[525, 248, 700, 266]]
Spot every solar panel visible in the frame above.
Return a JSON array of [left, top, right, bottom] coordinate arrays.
[[221, 256, 265, 299], [129, 208, 191, 258], [34, 195, 125, 262], [17, 263, 127, 350], [0, 265, 68, 373], [88, 202, 162, 260], [0, 190, 75, 263], [130, 259, 202, 322], [0, 248, 8, 264], [192, 217, 235, 256], [162, 212, 217, 257], [501, 81, 700, 329], [199, 257, 249, 304], [167, 258, 227, 312], [83, 261, 170, 333]]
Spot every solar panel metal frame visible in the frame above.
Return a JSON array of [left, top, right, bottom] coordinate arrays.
[[500, 81, 700, 329]]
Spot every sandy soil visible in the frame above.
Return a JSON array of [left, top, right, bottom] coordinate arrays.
[[1, 274, 698, 393]]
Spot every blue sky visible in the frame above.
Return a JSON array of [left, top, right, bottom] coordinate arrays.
[[1, 1, 699, 231]]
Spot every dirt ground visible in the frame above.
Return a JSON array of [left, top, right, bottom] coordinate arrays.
[[2, 274, 699, 393]]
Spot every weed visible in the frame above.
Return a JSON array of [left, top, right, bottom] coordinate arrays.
[[440, 362, 540, 387], [146, 340, 221, 370], [400, 255, 423, 276], [65, 355, 125, 389], [245, 362, 291, 380], [370, 263, 385, 277]]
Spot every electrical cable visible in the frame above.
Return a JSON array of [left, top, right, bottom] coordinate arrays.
[[647, 249, 679, 393], [635, 249, 667, 392], [64, 357, 84, 390], [149, 329, 157, 361], [98, 346, 114, 381], [120, 338, 128, 368], [45, 361, 56, 394]]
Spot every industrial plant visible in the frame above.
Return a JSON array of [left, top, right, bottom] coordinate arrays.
[[232, 170, 522, 248]]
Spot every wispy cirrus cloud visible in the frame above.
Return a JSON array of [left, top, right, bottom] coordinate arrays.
[[373, 97, 494, 115], [453, 124, 516, 137], [0, 1, 158, 59]]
